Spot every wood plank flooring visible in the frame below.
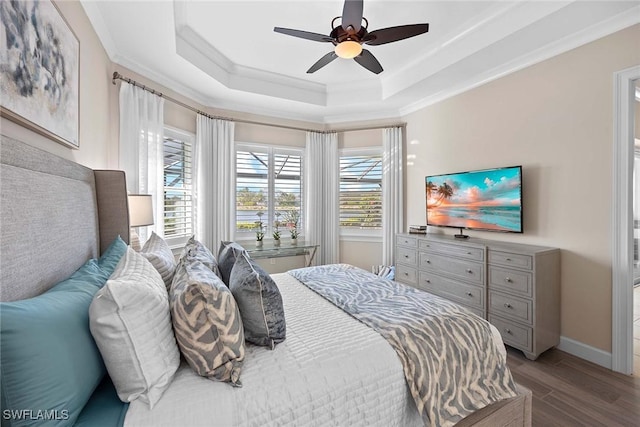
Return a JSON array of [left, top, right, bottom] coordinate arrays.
[[506, 347, 640, 426]]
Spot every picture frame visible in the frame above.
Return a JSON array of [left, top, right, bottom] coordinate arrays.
[[0, 0, 80, 149]]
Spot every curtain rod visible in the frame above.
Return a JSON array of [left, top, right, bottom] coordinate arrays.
[[111, 71, 405, 134]]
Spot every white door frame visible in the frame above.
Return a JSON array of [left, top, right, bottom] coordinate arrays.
[[612, 65, 640, 374]]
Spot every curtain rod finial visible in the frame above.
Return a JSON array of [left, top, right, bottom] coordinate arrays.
[[112, 71, 120, 85]]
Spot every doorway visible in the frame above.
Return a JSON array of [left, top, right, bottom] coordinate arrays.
[[633, 84, 640, 376], [612, 66, 640, 375]]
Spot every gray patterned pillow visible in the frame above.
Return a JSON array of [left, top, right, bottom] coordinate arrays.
[[218, 241, 246, 285], [180, 236, 219, 276], [170, 257, 245, 386], [229, 252, 286, 348], [140, 232, 176, 290]]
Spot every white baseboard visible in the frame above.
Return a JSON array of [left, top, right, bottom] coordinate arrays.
[[557, 336, 612, 369]]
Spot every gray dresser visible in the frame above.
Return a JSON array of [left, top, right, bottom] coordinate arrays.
[[396, 233, 560, 360]]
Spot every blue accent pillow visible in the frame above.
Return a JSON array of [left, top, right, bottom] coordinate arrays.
[[217, 241, 247, 285], [98, 235, 127, 278], [229, 252, 286, 348], [0, 259, 111, 427]]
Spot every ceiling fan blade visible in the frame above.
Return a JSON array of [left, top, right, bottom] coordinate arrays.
[[364, 23, 429, 46], [274, 27, 333, 43], [354, 49, 383, 74], [307, 52, 338, 73], [341, 0, 363, 31]]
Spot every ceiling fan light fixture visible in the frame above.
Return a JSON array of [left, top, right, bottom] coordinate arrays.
[[335, 40, 362, 59]]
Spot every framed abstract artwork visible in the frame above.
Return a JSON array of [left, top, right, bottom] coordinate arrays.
[[0, 0, 80, 148]]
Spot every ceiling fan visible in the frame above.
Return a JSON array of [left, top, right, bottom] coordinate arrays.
[[274, 0, 429, 75]]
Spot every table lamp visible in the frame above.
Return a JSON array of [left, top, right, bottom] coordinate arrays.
[[128, 194, 154, 251]]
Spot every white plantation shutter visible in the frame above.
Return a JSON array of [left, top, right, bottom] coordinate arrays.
[[163, 129, 193, 245], [339, 152, 383, 230], [235, 144, 303, 236]]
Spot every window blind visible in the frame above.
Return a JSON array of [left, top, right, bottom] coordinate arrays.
[[339, 153, 382, 229], [163, 132, 193, 240], [236, 145, 303, 235]]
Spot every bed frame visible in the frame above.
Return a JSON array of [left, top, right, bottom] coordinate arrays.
[[0, 134, 532, 426]]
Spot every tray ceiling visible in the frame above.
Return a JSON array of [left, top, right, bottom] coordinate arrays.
[[82, 1, 639, 124]]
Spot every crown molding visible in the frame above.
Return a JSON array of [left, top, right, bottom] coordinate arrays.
[[398, 4, 640, 117]]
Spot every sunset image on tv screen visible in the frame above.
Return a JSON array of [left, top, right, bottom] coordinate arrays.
[[426, 167, 522, 232]]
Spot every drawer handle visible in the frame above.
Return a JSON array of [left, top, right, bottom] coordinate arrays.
[[505, 277, 513, 283], [466, 269, 473, 274], [466, 292, 473, 297], [425, 259, 431, 264], [404, 254, 409, 259], [506, 258, 512, 261], [467, 252, 472, 255], [504, 303, 513, 309], [504, 328, 513, 335], [404, 272, 409, 276], [425, 279, 431, 284]]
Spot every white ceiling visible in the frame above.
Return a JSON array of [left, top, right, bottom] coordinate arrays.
[[82, 0, 639, 124]]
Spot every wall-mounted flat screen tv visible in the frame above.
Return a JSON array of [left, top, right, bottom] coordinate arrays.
[[426, 165, 523, 236]]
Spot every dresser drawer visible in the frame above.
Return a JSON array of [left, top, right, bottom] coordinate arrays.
[[489, 291, 533, 325], [418, 271, 484, 310], [488, 266, 533, 298], [489, 315, 533, 352], [419, 252, 485, 285], [396, 265, 418, 286], [396, 235, 418, 248], [489, 251, 532, 270], [396, 247, 418, 266], [419, 240, 484, 262]]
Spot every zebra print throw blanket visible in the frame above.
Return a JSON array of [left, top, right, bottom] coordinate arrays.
[[288, 264, 518, 427]]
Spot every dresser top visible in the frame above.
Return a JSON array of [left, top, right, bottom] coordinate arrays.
[[398, 233, 558, 255]]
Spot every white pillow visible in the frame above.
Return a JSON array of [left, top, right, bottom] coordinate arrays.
[[140, 231, 176, 290], [89, 247, 180, 408]]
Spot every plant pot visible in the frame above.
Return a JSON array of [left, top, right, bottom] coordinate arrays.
[[256, 240, 263, 248], [274, 239, 281, 247], [291, 238, 298, 246]]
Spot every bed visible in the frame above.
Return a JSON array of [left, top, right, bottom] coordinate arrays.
[[0, 134, 531, 427]]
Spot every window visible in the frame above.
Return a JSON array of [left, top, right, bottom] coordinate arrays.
[[236, 144, 303, 238], [339, 149, 383, 233], [163, 127, 194, 246]]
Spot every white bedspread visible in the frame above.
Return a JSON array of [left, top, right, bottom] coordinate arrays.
[[124, 273, 505, 427]]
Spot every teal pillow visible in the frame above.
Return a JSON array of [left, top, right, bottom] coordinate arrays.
[[0, 259, 110, 427], [98, 236, 127, 278]]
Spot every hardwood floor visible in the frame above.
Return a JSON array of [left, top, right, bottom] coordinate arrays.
[[506, 347, 640, 426]]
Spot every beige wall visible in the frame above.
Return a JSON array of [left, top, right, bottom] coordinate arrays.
[[1, 1, 113, 169], [7, 1, 639, 354], [404, 24, 640, 353]]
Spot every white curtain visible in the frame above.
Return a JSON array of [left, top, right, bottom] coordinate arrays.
[[119, 83, 164, 242], [194, 115, 236, 251], [305, 131, 339, 265], [382, 126, 404, 265]]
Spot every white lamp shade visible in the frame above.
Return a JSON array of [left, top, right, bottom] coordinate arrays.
[[128, 194, 154, 227]]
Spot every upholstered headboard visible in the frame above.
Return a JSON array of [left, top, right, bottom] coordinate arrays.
[[0, 135, 129, 302]]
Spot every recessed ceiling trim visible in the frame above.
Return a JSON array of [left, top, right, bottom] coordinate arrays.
[[174, 1, 327, 106], [397, 3, 640, 117], [382, 0, 572, 99]]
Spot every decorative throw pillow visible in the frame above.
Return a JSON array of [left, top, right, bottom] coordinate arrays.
[[170, 257, 245, 386], [180, 236, 219, 276], [218, 241, 247, 285], [0, 259, 110, 427], [89, 247, 180, 408], [229, 252, 286, 348], [140, 231, 177, 289]]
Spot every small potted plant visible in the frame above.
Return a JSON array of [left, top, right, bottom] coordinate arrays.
[[286, 210, 300, 245], [273, 212, 281, 247], [255, 212, 265, 248]]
